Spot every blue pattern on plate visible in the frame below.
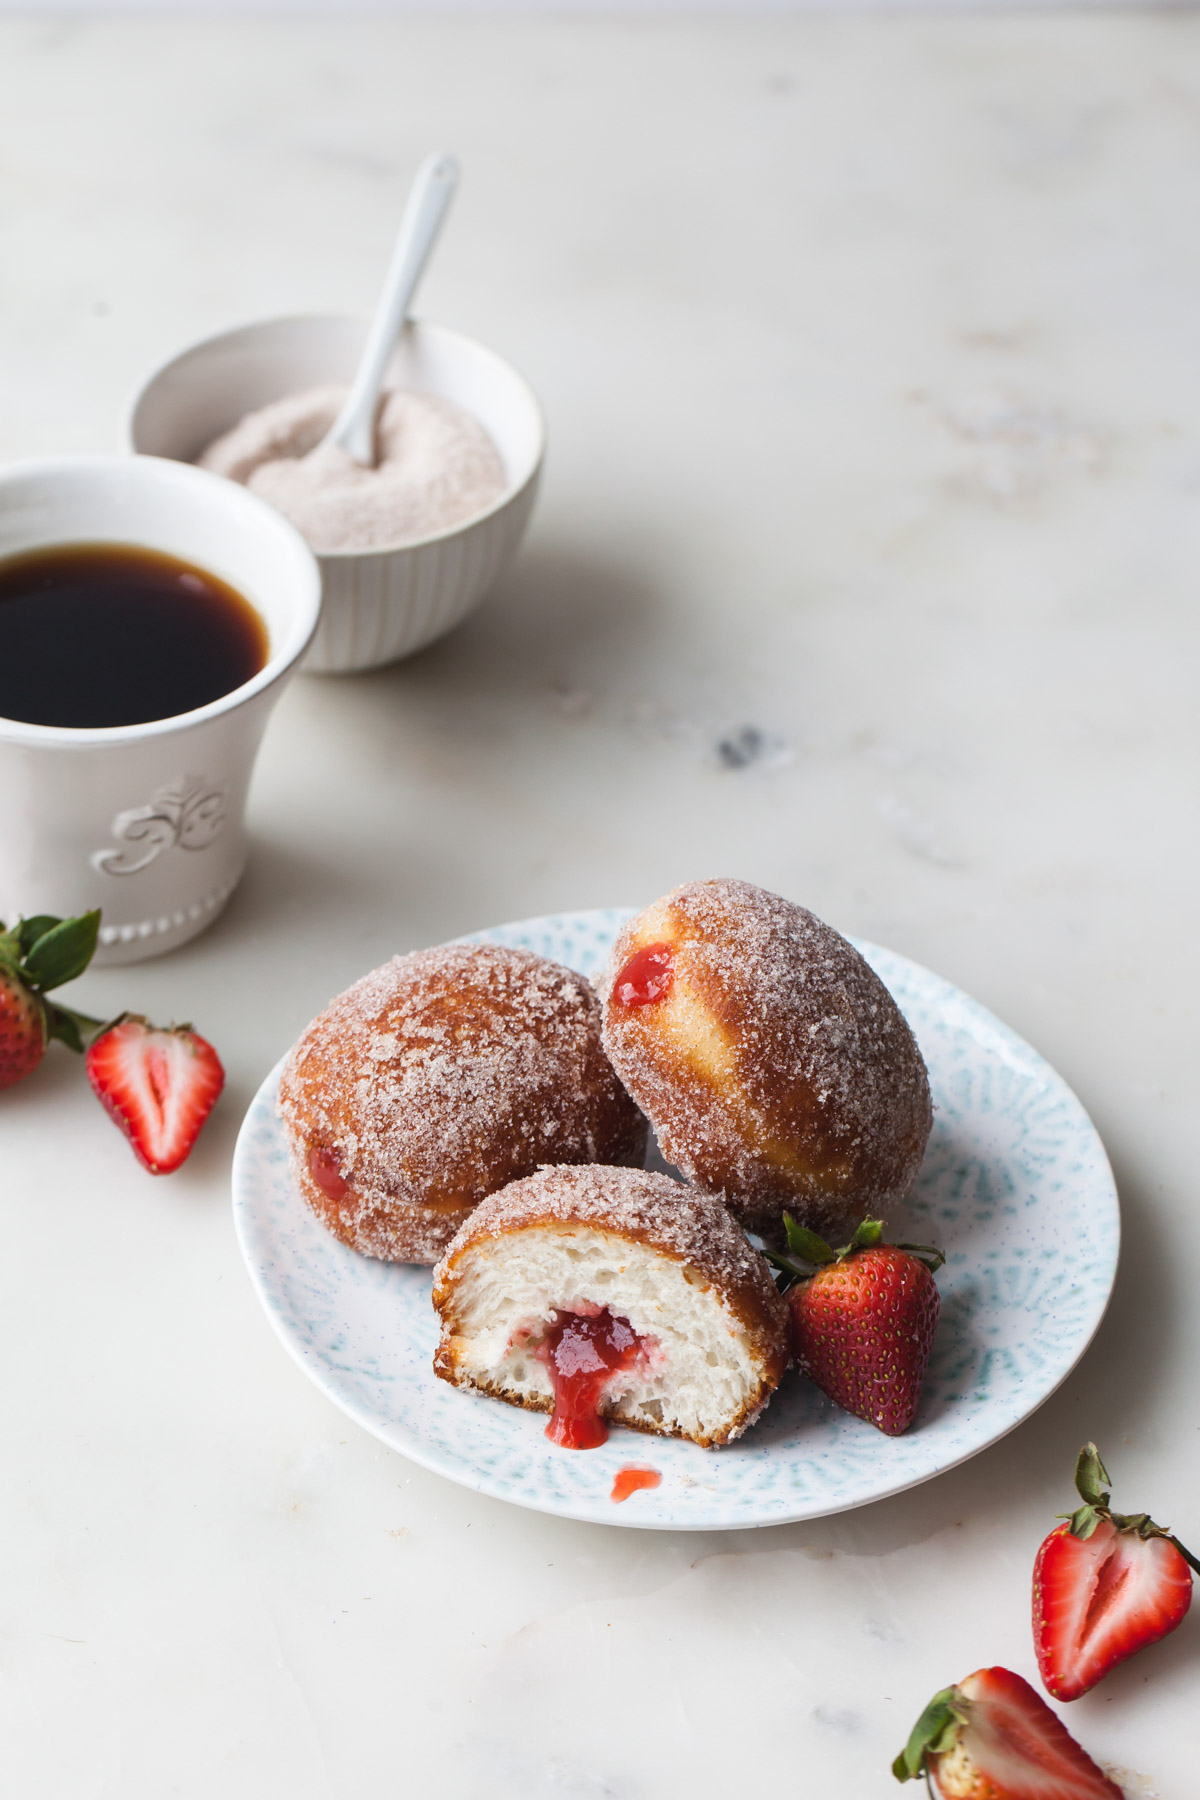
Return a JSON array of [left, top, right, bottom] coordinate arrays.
[[231, 910, 1119, 1530]]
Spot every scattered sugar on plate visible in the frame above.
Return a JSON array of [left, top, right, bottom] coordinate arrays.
[[198, 383, 508, 554]]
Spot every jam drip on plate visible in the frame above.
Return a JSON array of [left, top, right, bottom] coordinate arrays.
[[536, 1307, 649, 1449], [613, 942, 674, 1007], [611, 1465, 662, 1502], [309, 1143, 350, 1202]]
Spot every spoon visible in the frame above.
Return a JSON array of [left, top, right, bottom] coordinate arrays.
[[320, 151, 460, 467]]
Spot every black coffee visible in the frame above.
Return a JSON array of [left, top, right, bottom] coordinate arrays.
[[0, 541, 269, 728]]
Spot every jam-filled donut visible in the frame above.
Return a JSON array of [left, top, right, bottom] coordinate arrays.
[[278, 943, 647, 1264], [599, 879, 932, 1244], [432, 1164, 789, 1448]]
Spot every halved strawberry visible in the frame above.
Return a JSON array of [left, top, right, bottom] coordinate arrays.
[[893, 1665, 1122, 1797], [85, 1015, 225, 1174], [1033, 1443, 1197, 1701], [0, 911, 102, 1089]]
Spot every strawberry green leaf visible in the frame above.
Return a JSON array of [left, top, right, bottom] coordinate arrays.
[[892, 1686, 963, 1782], [1067, 1502, 1104, 1540], [21, 910, 101, 992], [783, 1214, 835, 1264], [1109, 1508, 1200, 1573], [895, 1241, 946, 1273], [16, 915, 64, 957], [1065, 1444, 1200, 1570], [760, 1246, 807, 1288]]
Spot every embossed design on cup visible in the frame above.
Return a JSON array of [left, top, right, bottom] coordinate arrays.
[[91, 775, 227, 876]]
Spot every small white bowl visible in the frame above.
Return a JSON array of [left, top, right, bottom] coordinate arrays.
[[126, 315, 544, 674]]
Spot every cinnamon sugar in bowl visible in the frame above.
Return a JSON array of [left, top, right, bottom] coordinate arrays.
[[127, 315, 544, 674]]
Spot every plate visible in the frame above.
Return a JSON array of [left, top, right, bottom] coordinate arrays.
[[232, 908, 1119, 1530]]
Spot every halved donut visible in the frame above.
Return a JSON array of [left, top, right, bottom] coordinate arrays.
[[432, 1164, 789, 1449]]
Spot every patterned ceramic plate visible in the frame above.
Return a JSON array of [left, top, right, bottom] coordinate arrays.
[[232, 909, 1119, 1531]]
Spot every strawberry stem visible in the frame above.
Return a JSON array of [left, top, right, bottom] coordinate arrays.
[[1075, 1442, 1111, 1508], [45, 1003, 108, 1054], [1167, 1535, 1200, 1578], [847, 1217, 885, 1253], [1063, 1443, 1200, 1571]]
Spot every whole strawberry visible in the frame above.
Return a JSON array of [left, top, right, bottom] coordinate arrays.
[[893, 1665, 1122, 1797], [86, 1014, 225, 1174], [771, 1217, 943, 1435], [1033, 1442, 1198, 1701], [0, 911, 102, 1088]]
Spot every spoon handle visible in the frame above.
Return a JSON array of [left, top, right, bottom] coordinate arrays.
[[324, 151, 460, 466]]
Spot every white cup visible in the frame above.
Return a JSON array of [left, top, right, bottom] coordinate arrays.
[[0, 455, 321, 965]]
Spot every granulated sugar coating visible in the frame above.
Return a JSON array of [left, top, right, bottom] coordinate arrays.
[[198, 384, 508, 553], [599, 879, 933, 1245], [278, 943, 647, 1264], [439, 1164, 787, 1334]]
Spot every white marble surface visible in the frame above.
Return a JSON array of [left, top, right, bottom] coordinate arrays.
[[1, 13, 1197, 1797]]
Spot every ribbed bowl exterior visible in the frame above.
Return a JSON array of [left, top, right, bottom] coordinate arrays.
[[305, 469, 539, 673], [126, 315, 546, 676]]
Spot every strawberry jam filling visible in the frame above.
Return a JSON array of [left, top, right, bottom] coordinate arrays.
[[613, 942, 674, 1007], [535, 1307, 649, 1450], [309, 1143, 350, 1203]]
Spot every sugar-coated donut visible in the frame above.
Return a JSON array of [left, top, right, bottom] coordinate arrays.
[[432, 1164, 789, 1448], [279, 943, 647, 1264], [598, 879, 932, 1244]]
